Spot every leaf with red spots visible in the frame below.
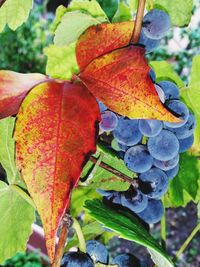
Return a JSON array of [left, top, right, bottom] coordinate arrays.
[[14, 81, 100, 262], [76, 21, 134, 71], [79, 45, 181, 122], [0, 71, 48, 119]]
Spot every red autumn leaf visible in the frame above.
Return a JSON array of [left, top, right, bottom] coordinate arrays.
[[0, 70, 48, 118], [76, 21, 134, 71], [14, 81, 100, 262], [79, 45, 180, 122]]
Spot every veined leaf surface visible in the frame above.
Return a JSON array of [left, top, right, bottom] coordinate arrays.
[[14, 81, 100, 262]]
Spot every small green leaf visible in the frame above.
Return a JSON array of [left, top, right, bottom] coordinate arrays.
[[97, 0, 119, 20], [149, 61, 184, 88], [85, 199, 174, 267], [0, 0, 33, 32], [181, 55, 200, 155], [54, 11, 106, 46], [164, 153, 199, 208], [127, 0, 138, 12], [112, 1, 132, 22], [51, 5, 67, 32], [153, 0, 193, 27], [0, 181, 35, 264], [44, 42, 79, 80], [148, 248, 174, 267], [65, 221, 104, 251]]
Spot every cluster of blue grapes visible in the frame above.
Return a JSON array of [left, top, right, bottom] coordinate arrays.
[[61, 240, 146, 266], [97, 10, 196, 225]]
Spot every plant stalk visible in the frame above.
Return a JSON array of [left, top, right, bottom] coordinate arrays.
[[173, 223, 200, 263], [52, 213, 71, 267], [72, 218, 86, 253], [161, 205, 166, 250], [131, 0, 146, 43]]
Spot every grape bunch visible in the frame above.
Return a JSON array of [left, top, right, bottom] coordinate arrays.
[[61, 240, 146, 266], [97, 9, 196, 226]]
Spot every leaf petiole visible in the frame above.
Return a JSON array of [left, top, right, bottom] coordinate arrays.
[[72, 218, 86, 253]]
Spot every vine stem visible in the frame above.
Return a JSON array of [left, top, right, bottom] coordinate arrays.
[[161, 204, 166, 250], [52, 213, 71, 267], [131, 0, 146, 43], [90, 156, 139, 187], [72, 218, 86, 253], [173, 223, 200, 263]]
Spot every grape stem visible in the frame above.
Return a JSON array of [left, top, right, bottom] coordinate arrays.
[[131, 0, 146, 43], [72, 218, 86, 253], [52, 213, 71, 267], [161, 203, 166, 250], [173, 222, 200, 263], [90, 156, 139, 187]]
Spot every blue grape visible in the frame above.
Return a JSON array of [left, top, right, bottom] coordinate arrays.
[[113, 117, 142, 146], [164, 100, 189, 128], [100, 111, 118, 131], [121, 189, 148, 213], [179, 134, 194, 153], [142, 9, 171, 40], [148, 130, 179, 160], [97, 99, 107, 113], [86, 240, 108, 264], [154, 154, 179, 171], [61, 252, 94, 267], [124, 145, 153, 173], [157, 81, 180, 100], [155, 84, 165, 103], [165, 164, 179, 180], [139, 168, 169, 199], [137, 199, 164, 224], [139, 29, 161, 52], [149, 68, 156, 82], [139, 119, 163, 137], [112, 253, 141, 267], [165, 112, 196, 139]]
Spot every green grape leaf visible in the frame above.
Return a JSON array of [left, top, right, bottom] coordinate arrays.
[[0, 181, 35, 264], [164, 153, 199, 208], [0, 0, 33, 32], [54, 11, 106, 46], [85, 199, 174, 266], [97, 0, 119, 20], [181, 55, 200, 155], [44, 42, 79, 80], [127, 0, 138, 11], [150, 61, 184, 88], [51, 5, 67, 32], [148, 248, 174, 267], [65, 221, 104, 251], [112, 1, 132, 22], [153, 0, 193, 27], [81, 152, 134, 191]]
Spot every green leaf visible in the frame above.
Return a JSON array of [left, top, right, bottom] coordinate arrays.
[[181, 55, 200, 155], [112, 1, 132, 22], [85, 199, 174, 267], [153, 0, 193, 27], [0, 0, 33, 32], [148, 248, 174, 267], [149, 61, 184, 88], [81, 152, 134, 191], [54, 11, 106, 46], [44, 42, 79, 80], [97, 0, 119, 20], [0, 181, 35, 264], [65, 221, 104, 251], [127, 0, 138, 12], [51, 5, 67, 33], [164, 153, 199, 208]]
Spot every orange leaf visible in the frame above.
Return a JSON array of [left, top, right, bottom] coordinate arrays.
[[79, 45, 180, 122], [76, 21, 134, 71], [14, 81, 100, 262], [0, 70, 48, 118]]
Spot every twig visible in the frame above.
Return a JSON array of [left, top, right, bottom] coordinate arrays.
[[161, 204, 166, 250], [72, 218, 86, 253], [0, 0, 6, 8], [131, 0, 146, 43], [173, 223, 200, 263], [90, 156, 138, 187], [52, 213, 71, 267]]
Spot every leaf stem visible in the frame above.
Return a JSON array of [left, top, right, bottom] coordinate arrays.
[[173, 223, 200, 263], [90, 156, 138, 187], [72, 218, 86, 253], [131, 0, 146, 43], [161, 204, 166, 250], [52, 213, 71, 267]]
